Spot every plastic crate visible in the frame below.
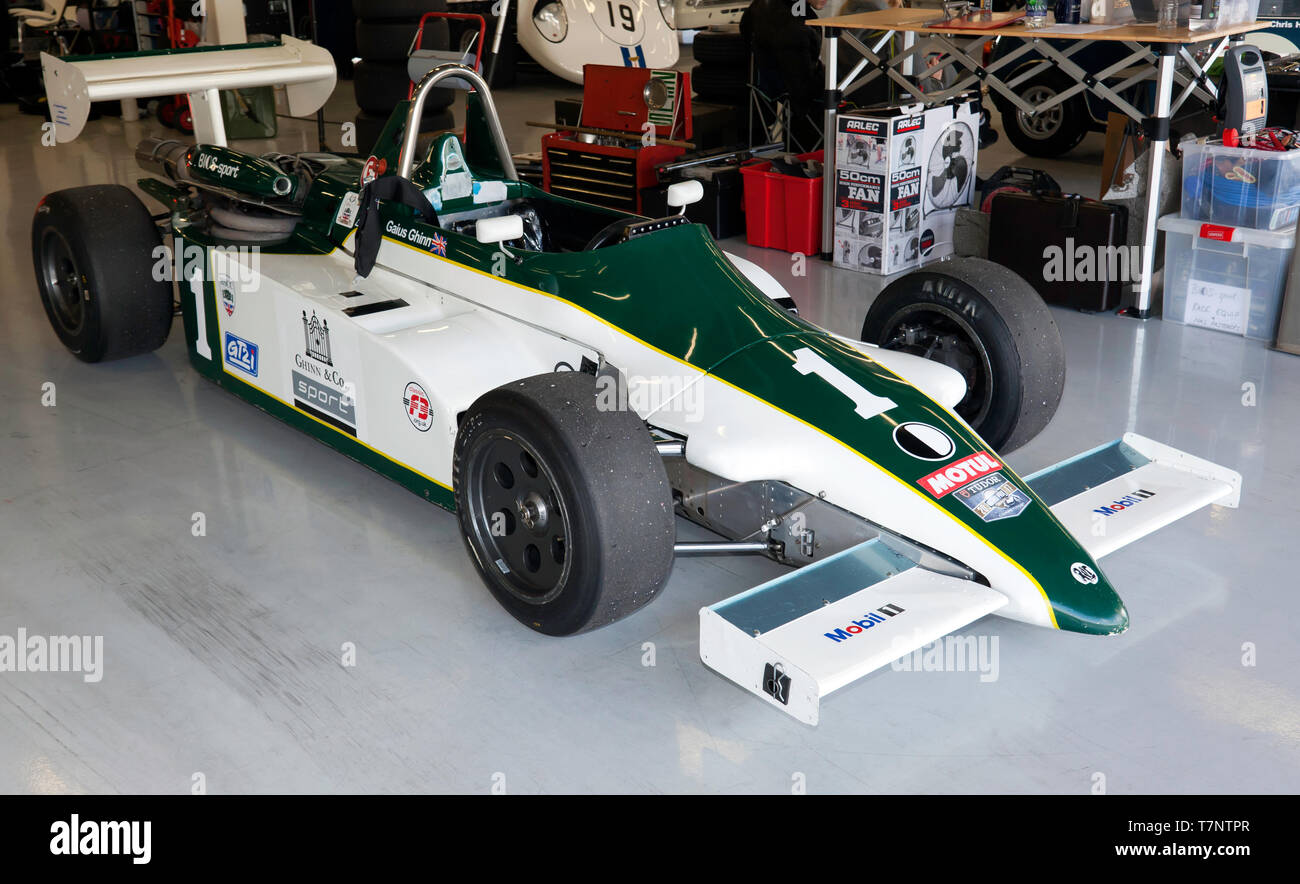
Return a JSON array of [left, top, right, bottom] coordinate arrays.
[[1157, 213, 1294, 341], [1181, 141, 1300, 230], [740, 151, 823, 254]]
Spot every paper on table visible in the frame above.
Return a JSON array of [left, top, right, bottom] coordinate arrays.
[[1033, 23, 1122, 34]]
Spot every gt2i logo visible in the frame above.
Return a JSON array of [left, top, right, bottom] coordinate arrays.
[[223, 333, 258, 377], [1094, 488, 1156, 516], [824, 602, 905, 643], [403, 381, 433, 432]]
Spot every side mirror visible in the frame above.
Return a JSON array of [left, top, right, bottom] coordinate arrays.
[[476, 214, 524, 245], [666, 179, 704, 215]]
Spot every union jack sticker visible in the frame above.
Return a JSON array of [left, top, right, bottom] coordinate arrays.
[[430, 233, 447, 256]]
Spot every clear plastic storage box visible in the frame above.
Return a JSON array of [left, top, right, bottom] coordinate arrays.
[[1181, 142, 1300, 231], [1158, 214, 1294, 341]]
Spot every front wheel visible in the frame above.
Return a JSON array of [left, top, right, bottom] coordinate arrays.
[[860, 258, 1065, 452], [453, 372, 676, 635]]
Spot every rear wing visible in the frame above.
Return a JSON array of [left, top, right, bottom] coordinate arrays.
[[42, 37, 336, 146]]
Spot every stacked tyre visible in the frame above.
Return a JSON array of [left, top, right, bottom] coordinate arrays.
[[352, 0, 457, 154], [691, 30, 748, 104]]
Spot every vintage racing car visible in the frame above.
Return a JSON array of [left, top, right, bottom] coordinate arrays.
[[31, 43, 1242, 723]]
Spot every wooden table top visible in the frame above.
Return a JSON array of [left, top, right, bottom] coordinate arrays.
[[810, 8, 1268, 43]]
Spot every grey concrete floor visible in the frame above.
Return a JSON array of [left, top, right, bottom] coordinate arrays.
[[1, 70, 1298, 794]]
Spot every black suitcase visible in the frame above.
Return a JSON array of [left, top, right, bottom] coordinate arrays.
[[987, 191, 1129, 312], [641, 167, 745, 240]]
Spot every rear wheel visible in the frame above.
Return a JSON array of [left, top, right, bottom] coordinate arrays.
[[454, 372, 676, 635], [861, 258, 1065, 452], [31, 185, 173, 362]]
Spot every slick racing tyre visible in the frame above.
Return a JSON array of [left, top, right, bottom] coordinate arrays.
[[355, 19, 449, 62], [454, 372, 676, 636], [861, 258, 1065, 452], [692, 30, 747, 66], [31, 185, 173, 362], [352, 0, 446, 21], [353, 60, 454, 115]]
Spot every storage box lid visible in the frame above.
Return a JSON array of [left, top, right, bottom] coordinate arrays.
[[1157, 213, 1297, 246]]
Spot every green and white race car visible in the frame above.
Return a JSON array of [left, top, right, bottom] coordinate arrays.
[[32, 43, 1241, 723]]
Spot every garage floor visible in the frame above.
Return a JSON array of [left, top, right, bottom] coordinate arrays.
[[2, 64, 1299, 794]]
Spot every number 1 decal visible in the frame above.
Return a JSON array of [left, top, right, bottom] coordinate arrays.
[[792, 347, 895, 420], [190, 270, 212, 360]]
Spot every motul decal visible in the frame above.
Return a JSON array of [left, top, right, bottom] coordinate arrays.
[[918, 453, 1002, 498]]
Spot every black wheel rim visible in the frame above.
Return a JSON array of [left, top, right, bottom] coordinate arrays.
[[878, 304, 994, 428], [465, 431, 572, 604], [40, 229, 86, 335]]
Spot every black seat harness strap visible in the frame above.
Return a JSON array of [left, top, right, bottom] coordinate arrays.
[[353, 176, 439, 278]]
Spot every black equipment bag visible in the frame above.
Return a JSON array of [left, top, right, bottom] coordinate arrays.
[[987, 191, 1129, 312]]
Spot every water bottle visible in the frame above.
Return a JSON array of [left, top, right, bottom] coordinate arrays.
[[1026, 0, 1049, 27], [1157, 0, 1179, 29], [1054, 0, 1081, 23]]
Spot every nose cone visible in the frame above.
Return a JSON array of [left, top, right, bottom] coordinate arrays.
[[1050, 575, 1130, 636]]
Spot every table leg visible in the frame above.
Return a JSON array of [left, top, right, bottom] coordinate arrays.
[[822, 27, 841, 260], [1127, 43, 1176, 320]]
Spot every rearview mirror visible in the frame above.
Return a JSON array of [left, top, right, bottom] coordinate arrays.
[[666, 180, 704, 214], [476, 214, 524, 245]]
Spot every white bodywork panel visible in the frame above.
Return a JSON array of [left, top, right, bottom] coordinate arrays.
[[515, 0, 679, 84], [41, 37, 336, 144], [701, 560, 1008, 725]]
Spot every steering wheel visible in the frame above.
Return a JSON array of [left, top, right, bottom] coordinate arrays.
[[583, 217, 635, 251]]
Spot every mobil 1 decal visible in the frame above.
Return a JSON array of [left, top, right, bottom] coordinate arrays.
[[278, 298, 366, 439], [837, 168, 884, 213], [889, 167, 922, 212]]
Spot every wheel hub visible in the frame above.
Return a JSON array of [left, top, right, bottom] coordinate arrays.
[[883, 307, 994, 427], [517, 491, 549, 534]]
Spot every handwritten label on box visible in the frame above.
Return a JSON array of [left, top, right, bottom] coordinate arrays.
[[1185, 279, 1250, 335]]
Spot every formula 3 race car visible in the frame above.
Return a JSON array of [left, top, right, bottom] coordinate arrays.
[[31, 43, 1242, 724]]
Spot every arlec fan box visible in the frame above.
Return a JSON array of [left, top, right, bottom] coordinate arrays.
[[833, 97, 979, 276]]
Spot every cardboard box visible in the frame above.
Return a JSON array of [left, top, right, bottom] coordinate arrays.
[[833, 98, 979, 275]]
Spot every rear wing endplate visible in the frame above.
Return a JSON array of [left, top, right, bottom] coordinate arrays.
[[42, 37, 336, 146]]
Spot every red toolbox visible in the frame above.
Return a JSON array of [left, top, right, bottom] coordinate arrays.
[[542, 65, 692, 214], [740, 151, 824, 254]]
